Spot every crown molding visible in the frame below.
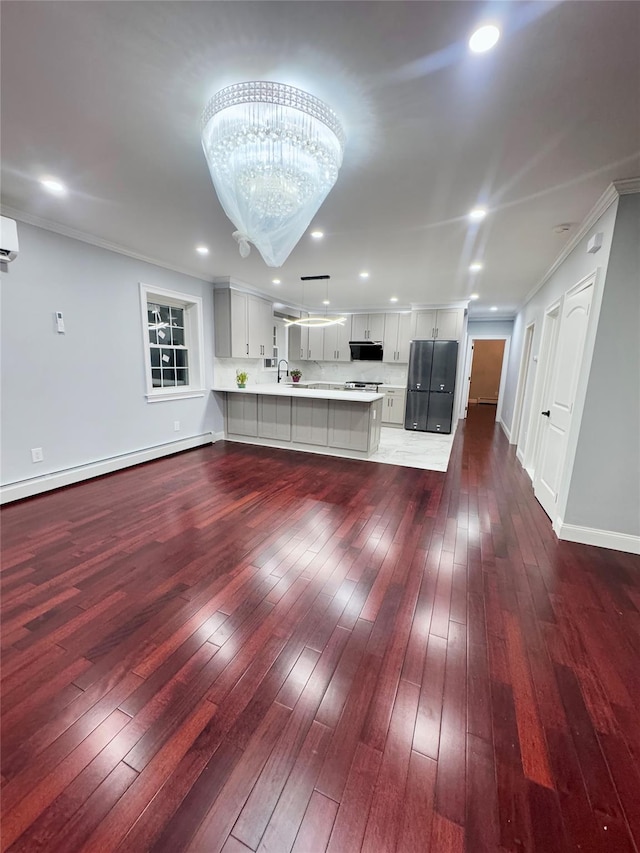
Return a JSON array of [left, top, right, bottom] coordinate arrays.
[[0, 205, 215, 285], [522, 180, 637, 306], [614, 177, 640, 195]]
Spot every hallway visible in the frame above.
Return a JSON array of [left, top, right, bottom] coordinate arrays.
[[1, 406, 639, 852]]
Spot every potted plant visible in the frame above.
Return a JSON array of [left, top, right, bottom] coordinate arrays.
[[236, 370, 248, 389], [290, 369, 302, 383]]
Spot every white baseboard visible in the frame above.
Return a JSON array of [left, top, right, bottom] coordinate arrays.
[[516, 446, 525, 464], [555, 519, 640, 555], [0, 432, 217, 504], [498, 419, 511, 442]]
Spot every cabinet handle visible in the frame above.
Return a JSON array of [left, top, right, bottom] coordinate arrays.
[[435, 328, 438, 338], [301, 348, 304, 358], [246, 343, 249, 355]]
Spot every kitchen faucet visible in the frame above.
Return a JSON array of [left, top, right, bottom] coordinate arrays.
[[277, 359, 289, 383]]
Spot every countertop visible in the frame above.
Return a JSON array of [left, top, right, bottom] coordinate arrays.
[[212, 385, 384, 403]]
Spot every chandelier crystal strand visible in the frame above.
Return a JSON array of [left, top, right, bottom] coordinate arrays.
[[201, 82, 345, 267]]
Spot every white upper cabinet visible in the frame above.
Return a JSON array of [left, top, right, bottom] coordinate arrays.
[[383, 312, 412, 362], [214, 288, 274, 358], [307, 325, 325, 361], [411, 308, 463, 341], [288, 314, 309, 360], [351, 313, 385, 341], [323, 320, 351, 362]]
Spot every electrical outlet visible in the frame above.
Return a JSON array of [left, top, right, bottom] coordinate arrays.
[[174, 421, 180, 432], [31, 447, 44, 463]]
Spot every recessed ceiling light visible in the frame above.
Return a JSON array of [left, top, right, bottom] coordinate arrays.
[[490, 306, 498, 311], [469, 24, 501, 54], [40, 176, 67, 196], [310, 230, 324, 239], [469, 262, 483, 272], [470, 293, 480, 300], [272, 278, 281, 285], [195, 245, 209, 255], [390, 297, 398, 303], [469, 207, 487, 221], [359, 271, 370, 279], [322, 299, 330, 305]]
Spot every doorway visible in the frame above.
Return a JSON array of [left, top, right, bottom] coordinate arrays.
[[462, 336, 511, 423]]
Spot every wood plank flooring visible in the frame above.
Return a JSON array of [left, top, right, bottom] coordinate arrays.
[[2, 405, 639, 852]]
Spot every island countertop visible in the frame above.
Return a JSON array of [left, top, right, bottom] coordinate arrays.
[[212, 385, 384, 403]]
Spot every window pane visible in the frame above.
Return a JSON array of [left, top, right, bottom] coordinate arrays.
[[171, 326, 185, 346], [160, 348, 175, 367], [162, 369, 176, 386], [175, 349, 188, 368], [159, 305, 171, 324], [150, 348, 161, 368], [148, 328, 158, 345], [170, 307, 184, 327], [156, 327, 169, 343], [148, 307, 158, 324], [151, 369, 162, 387], [176, 369, 189, 386]]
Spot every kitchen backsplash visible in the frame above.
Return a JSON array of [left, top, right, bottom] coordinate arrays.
[[288, 359, 408, 385], [214, 357, 408, 386]]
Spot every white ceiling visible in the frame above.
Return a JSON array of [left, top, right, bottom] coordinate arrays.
[[2, 1, 639, 317]]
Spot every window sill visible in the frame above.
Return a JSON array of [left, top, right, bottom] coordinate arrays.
[[146, 389, 206, 403]]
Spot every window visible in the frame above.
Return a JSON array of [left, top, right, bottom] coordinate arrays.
[[140, 283, 205, 402]]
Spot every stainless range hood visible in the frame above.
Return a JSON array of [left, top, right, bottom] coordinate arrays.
[[349, 341, 383, 361]]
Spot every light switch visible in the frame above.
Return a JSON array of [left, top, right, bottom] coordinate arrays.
[[55, 311, 65, 333]]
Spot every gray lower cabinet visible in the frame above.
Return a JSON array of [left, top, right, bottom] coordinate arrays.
[[227, 394, 258, 436], [258, 396, 291, 441], [328, 400, 370, 451], [292, 398, 329, 446]]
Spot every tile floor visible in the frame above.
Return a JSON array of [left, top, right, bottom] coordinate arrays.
[[367, 425, 456, 471]]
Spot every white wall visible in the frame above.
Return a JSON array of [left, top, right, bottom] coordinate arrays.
[[467, 319, 514, 338], [564, 193, 640, 536], [1, 222, 223, 488]]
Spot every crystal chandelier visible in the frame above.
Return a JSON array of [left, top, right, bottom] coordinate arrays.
[[201, 82, 345, 267]]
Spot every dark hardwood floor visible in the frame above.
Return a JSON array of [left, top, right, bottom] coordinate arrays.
[[2, 405, 639, 852]]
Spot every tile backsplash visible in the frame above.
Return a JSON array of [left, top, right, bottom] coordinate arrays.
[[214, 357, 408, 387]]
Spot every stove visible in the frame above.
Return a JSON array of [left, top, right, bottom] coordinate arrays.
[[344, 381, 383, 392]]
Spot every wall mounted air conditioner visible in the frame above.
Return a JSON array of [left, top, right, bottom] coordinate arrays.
[[0, 216, 19, 263]]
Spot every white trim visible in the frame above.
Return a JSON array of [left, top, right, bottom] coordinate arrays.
[[1, 205, 212, 284], [0, 433, 216, 504], [554, 519, 640, 556], [516, 446, 525, 464], [523, 183, 621, 306], [140, 282, 206, 402], [498, 419, 511, 442], [145, 390, 206, 403]]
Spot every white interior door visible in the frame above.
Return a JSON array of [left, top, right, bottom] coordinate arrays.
[[533, 277, 594, 520]]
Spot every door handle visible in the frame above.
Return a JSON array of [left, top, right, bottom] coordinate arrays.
[[541, 410, 550, 417]]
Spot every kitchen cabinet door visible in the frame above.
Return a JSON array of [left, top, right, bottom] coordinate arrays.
[[396, 313, 412, 361], [383, 313, 412, 362], [412, 310, 436, 340], [323, 319, 350, 361], [382, 388, 406, 425], [247, 295, 273, 358], [351, 314, 368, 340], [289, 315, 309, 360], [383, 313, 399, 362], [433, 308, 463, 341], [292, 398, 329, 445], [227, 394, 258, 436], [258, 396, 291, 440], [307, 325, 325, 361], [328, 401, 369, 451], [230, 290, 249, 357], [367, 314, 385, 341]]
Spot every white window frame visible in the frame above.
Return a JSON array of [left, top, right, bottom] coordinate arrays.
[[140, 282, 206, 403]]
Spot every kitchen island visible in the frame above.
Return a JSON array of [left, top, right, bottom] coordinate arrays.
[[213, 385, 384, 458]]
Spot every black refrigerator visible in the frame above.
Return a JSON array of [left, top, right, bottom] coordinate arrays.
[[404, 340, 458, 433]]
